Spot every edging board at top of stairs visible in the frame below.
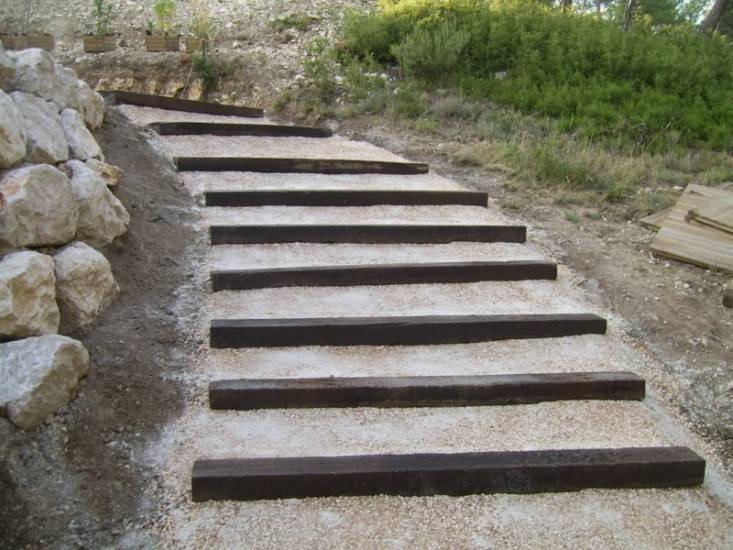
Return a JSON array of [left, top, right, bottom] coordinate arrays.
[[176, 157, 430, 174], [209, 371, 645, 410], [106, 90, 264, 118], [209, 313, 607, 348], [209, 224, 527, 245], [191, 446, 706, 501]]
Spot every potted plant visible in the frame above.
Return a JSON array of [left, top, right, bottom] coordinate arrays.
[[2, 1, 54, 50], [145, 0, 179, 52], [83, 0, 116, 53], [186, 0, 213, 53]]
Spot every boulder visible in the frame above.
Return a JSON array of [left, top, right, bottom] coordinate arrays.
[[0, 164, 78, 248], [54, 242, 119, 327], [0, 43, 15, 90], [85, 158, 122, 187], [8, 49, 67, 107], [0, 250, 59, 338], [0, 335, 89, 429], [65, 160, 129, 246], [11, 91, 69, 164], [55, 62, 105, 129], [0, 89, 26, 168], [60, 108, 101, 160]]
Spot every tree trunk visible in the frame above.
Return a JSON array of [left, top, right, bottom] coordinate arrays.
[[700, 0, 731, 32], [623, 0, 636, 32], [560, 0, 571, 14]]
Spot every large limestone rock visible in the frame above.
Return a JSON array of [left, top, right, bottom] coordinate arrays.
[[0, 43, 15, 90], [60, 108, 101, 160], [54, 242, 119, 327], [8, 49, 67, 106], [86, 158, 122, 187], [8, 49, 105, 129], [0, 335, 89, 429], [0, 89, 26, 168], [0, 250, 59, 338], [66, 160, 129, 246], [11, 91, 69, 164], [0, 164, 79, 248]]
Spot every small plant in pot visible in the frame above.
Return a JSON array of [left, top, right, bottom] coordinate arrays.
[[83, 0, 116, 53], [186, 0, 214, 53], [2, 0, 54, 50], [145, 0, 179, 52]]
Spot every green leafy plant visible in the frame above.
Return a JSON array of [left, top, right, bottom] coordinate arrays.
[[91, 0, 112, 37], [152, 0, 175, 35]]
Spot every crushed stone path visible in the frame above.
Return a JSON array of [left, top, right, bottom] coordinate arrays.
[[118, 102, 733, 549]]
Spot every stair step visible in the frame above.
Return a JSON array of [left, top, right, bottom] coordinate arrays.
[[205, 189, 488, 207], [211, 260, 557, 290], [191, 446, 705, 501], [209, 371, 645, 410], [176, 157, 430, 174], [209, 224, 526, 245], [149, 121, 332, 137], [107, 90, 264, 117], [210, 313, 606, 348]]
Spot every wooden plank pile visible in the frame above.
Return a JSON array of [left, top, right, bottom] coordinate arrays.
[[643, 183, 733, 273]]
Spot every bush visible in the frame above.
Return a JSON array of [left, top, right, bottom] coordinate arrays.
[[339, 0, 733, 153]]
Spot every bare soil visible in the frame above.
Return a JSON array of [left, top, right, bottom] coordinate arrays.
[[0, 108, 205, 549], [334, 114, 733, 476]]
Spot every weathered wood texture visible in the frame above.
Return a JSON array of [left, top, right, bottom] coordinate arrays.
[[205, 190, 488, 207], [211, 261, 557, 291], [209, 371, 645, 410], [106, 91, 264, 117], [209, 225, 527, 245], [209, 313, 607, 348], [191, 446, 705, 501], [688, 195, 733, 234], [149, 121, 332, 138], [651, 184, 733, 272], [176, 157, 430, 174]]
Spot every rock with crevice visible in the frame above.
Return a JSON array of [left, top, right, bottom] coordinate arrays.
[[60, 108, 101, 160], [54, 241, 119, 327], [65, 160, 129, 246], [11, 90, 69, 164], [0, 42, 15, 90], [0, 250, 60, 339], [0, 164, 79, 248], [0, 89, 26, 168], [8, 48, 67, 105], [85, 158, 122, 187], [55, 62, 105, 129], [0, 334, 89, 429]]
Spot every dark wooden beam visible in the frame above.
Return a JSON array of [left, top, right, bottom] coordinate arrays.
[[211, 261, 557, 291], [149, 121, 332, 137], [209, 371, 645, 410], [176, 157, 430, 174], [191, 446, 705, 501], [107, 91, 263, 117], [209, 225, 527, 245], [209, 313, 607, 348], [205, 190, 488, 207]]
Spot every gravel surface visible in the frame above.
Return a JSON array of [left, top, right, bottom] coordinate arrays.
[[117, 105, 277, 126], [160, 134, 407, 161], [207, 279, 593, 318], [184, 171, 465, 195], [204, 204, 509, 225], [209, 242, 546, 269]]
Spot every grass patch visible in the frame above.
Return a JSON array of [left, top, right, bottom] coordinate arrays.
[[272, 13, 319, 32]]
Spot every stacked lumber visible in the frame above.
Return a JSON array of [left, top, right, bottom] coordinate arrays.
[[642, 183, 733, 273]]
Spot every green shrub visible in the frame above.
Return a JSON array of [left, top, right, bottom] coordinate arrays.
[[339, 0, 733, 153]]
